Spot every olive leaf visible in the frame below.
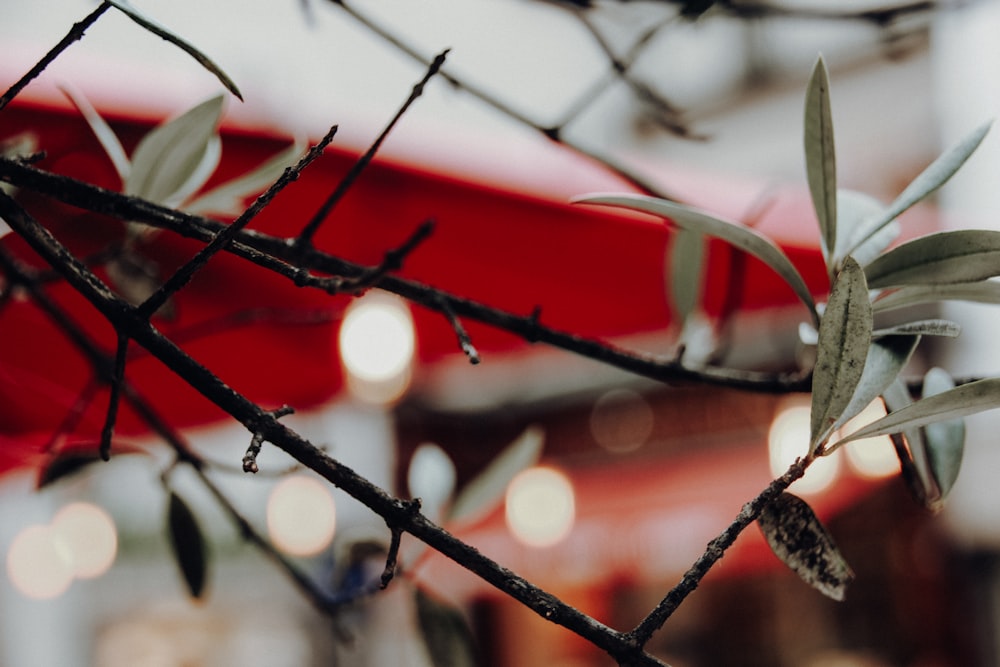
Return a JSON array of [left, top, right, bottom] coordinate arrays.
[[921, 367, 965, 501], [845, 121, 991, 256], [881, 379, 935, 508], [185, 138, 307, 216], [60, 84, 130, 182], [106, 0, 243, 101], [167, 492, 209, 599], [834, 190, 899, 270], [126, 95, 224, 208], [871, 319, 960, 338], [415, 587, 479, 667], [865, 230, 1000, 289], [448, 426, 544, 526], [804, 55, 837, 269], [574, 194, 820, 326], [834, 377, 1000, 447], [829, 334, 919, 443], [37, 450, 104, 489], [407, 442, 457, 524], [668, 227, 706, 324], [758, 492, 854, 601], [873, 281, 1000, 313], [810, 257, 871, 449]]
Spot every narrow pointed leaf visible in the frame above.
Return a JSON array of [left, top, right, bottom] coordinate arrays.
[[668, 227, 706, 322], [811, 257, 871, 448], [865, 230, 1000, 289], [804, 56, 837, 267], [107, 0, 242, 100], [60, 85, 130, 182], [872, 319, 960, 338], [167, 492, 208, 599], [835, 377, 1000, 446], [882, 379, 936, 507], [834, 190, 898, 269], [126, 95, 224, 206], [758, 493, 854, 601], [575, 194, 819, 325], [874, 281, 1000, 313], [185, 138, 307, 216], [448, 426, 544, 525], [832, 334, 919, 439], [848, 121, 991, 253], [37, 450, 103, 489], [415, 588, 479, 667], [921, 368, 964, 500]]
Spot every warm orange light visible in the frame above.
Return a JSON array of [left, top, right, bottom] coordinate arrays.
[[50, 502, 118, 579], [505, 466, 575, 548], [267, 475, 337, 557], [6, 524, 74, 600], [338, 293, 415, 404], [840, 401, 899, 479], [768, 398, 840, 494]]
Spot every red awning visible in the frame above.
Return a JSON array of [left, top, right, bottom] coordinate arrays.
[[0, 96, 835, 474]]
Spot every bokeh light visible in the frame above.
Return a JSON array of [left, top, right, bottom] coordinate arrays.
[[7, 524, 74, 600], [267, 475, 337, 557], [769, 399, 840, 494], [338, 293, 415, 403], [50, 501, 118, 579], [505, 466, 575, 548]]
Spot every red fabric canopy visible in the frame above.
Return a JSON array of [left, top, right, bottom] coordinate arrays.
[[0, 99, 831, 474]]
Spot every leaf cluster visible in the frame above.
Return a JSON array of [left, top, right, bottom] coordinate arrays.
[[577, 55, 996, 600]]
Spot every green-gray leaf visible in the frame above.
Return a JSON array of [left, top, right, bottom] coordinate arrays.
[[811, 257, 872, 448], [668, 227, 706, 323], [167, 492, 208, 599], [834, 190, 898, 270], [415, 587, 479, 667], [185, 138, 307, 216], [758, 492, 854, 601], [107, 0, 242, 101], [574, 194, 819, 326], [873, 281, 1000, 313], [127, 95, 224, 206], [921, 367, 964, 501], [448, 426, 544, 526], [872, 319, 960, 338], [832, 334, 919, 441], [834, 377, 1000, 446], [846, 121, 991, 255], [804, 56, 837, 269], [865, 230, 1000, 289], [60, 85, 130, 182]]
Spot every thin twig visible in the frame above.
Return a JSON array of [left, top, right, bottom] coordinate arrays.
[[329, 0, 676, 200], [301, 219, 436, 294], [296, 50, 449, 248], [627, 456, 808, 647], [436, 293, 480, 365], [138, 124, 340, 318], [100, 334, 129, 460], [0, 2, 112, 111]]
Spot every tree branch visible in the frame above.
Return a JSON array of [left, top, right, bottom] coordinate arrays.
[[0, 158, 813, 394]]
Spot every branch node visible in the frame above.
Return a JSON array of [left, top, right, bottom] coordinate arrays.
[[436, 294, 480, 364], [243, 406, 295, 473]]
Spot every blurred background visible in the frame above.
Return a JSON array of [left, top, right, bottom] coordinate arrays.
[[2, 1, 1000, 665]]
